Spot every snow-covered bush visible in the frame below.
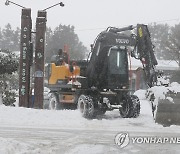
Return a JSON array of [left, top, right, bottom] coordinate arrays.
[[2, 90, 16, 106], [0, 50, 18, 75], [146, 82, 180, 106], [0, 50, 19, 106]]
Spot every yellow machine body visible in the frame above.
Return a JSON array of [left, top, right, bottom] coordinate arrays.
[[48, 63, 80, 85], [47, 63, 81, 106]]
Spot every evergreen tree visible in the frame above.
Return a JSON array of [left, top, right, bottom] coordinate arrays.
[[12, 27, 20, 51], [149, 23, 180, 83], [148, 23, 180, 66], [45, 24, 88, 62], [166, 23, 180, 68], [148, 23, 170, 60], [45, 27, 53, 60], [1, 23, 14, 50], [0, 24, 20, 51]]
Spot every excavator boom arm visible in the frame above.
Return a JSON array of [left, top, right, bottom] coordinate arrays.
[[136, 24, 158, 87]]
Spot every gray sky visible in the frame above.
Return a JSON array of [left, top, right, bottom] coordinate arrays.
[[1, 0, 180, 48]]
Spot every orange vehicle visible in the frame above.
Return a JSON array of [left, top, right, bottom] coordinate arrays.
[[46, 50, 86, 110]]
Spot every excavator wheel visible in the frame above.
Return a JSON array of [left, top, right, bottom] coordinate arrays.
[[49, 93, 63, 110], [78, 95, 96, 119], [119, 95, 140, 118]]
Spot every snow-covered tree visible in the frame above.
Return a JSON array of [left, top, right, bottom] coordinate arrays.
[[149, 23, 180, 83], [166, 24, 180, 68], [0, 49, 19, 106], [148, 23, 170, 60], [149, 23, 180, 67], [0, 24, 20, 52]]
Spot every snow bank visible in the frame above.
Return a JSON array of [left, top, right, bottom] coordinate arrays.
[[0, 94, 180, 153], [134, 89, 146, 100], [0, 85, 180, 131], [0, 137, 37, 154], [0, 100, 179, 132], [65, 144, 117, 154], [0, 106, 84, 128], [168, 82, 180, 93], [0, 102, 150, 131]]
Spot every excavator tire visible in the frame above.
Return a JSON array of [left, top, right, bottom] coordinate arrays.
[[155, 92, 180, 126], [120, 95, 140, 118], [49, 93, 63, 110], [78, 95, 96, 119]]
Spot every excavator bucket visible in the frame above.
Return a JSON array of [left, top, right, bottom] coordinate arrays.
[[155, 92, 180, 126]]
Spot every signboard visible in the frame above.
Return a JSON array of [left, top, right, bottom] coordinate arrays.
[[19, 9, 32, 107]]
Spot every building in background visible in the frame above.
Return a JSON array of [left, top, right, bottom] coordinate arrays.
[[130, 58, 179, 92]]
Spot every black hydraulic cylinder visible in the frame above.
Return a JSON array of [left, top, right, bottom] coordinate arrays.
[[108, 25, 133, 33]]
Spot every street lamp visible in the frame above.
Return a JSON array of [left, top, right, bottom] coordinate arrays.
[[5, 0, 26, 8], [43, 2, 65, 11]]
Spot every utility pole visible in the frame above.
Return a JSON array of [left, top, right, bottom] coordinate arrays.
[[33, 11, 47, 109], [33, 2, 64, 109]]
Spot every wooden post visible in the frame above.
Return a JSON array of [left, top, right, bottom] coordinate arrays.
[[19, 8, 32, 107], [34, 11, 47, 109]]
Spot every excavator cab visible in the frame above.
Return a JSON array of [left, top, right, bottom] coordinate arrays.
[[96, 46, 129, 90], [107, 47, 129, 90]]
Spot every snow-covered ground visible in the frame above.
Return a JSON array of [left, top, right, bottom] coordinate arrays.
[[0, 90, 180, 154]]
